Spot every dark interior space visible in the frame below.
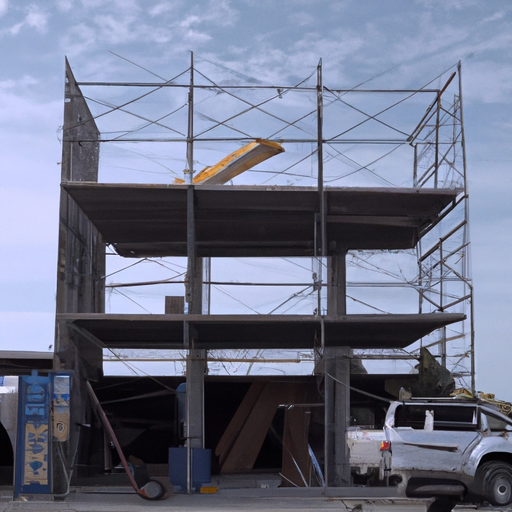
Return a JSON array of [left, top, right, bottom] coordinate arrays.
[[75, 373, 404, 482], [0, 422, 13, 485]]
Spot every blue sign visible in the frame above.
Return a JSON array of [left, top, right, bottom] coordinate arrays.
[[14, 371, 52, 496]]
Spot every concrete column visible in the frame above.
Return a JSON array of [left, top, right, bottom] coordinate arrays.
[[324, 346, 351, 487], [324, 251, 351, 487], [186, 347, 206, 449], [185, 257, 206, 451], [327, 252, 347, 317]]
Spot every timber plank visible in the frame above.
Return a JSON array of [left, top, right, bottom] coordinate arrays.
[[220, 382, 284, 473], [215, 381, 266, 466]]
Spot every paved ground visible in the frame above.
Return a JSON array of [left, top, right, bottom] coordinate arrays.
[[0, 487, 505, 512], [0, 488, 435, 512], [0, 473, 505, 512]]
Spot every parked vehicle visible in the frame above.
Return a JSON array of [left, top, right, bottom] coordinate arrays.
[[347, 398, 512, 508]]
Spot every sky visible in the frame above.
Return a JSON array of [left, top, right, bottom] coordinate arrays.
[[1, 1, 512, 399]]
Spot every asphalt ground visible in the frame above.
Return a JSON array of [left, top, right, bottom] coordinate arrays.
[[0, 488, 506, 512], [0, 490, 432, 512]]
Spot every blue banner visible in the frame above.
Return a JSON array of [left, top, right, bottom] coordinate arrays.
[[14, 371, 52, 496]]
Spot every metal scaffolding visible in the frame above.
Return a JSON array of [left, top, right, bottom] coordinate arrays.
[[65, 54, 473, 391]]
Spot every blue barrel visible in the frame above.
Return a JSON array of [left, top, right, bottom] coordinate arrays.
[[168, 447, 211, 492]]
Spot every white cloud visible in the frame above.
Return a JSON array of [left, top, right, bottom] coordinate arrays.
[[147, 26, 172, 44], [0, 75, 38, 90], [482, 10, 505, 23], [52, 0, 240, 63], [55, 0, 73, 12], [203, 0, 238, 27], [25, 4, 48, 32], [180, 15, 201, 29], [149, 1, 179, 17], [183, 28, 212, 44], [466, 30, 512, 57], [58, 22, 97, 58], [288, 11, 314, 27], [10, 22, 22, 34], [329, 1, 350, 13], [80, 0, 105, 7], [178, 0, 238, 29], [113, 0, 138, 9], [414, 0, 479, 10], [94, 14, 139, 44], [80, 0, 139, 13], [463, 61, 512, 103], [10, 4, 48, 35], [219, 27, 368, 86], [288, 32, 365, 81], [0, 0, 8, 17], [388, 21, 470, 67]]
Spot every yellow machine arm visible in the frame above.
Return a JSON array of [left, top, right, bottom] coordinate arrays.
[[174, 139, 284, 185]]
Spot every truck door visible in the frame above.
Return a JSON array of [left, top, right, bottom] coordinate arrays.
[[388, 403, 480, 473]]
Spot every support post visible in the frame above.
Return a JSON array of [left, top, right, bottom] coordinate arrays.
[[457, 62, 476, 395], [324, 251, 351, 487], [327, 252, 347, 318], [184, 64, 207, 490], [184, 239, 205, 453], [324, 347, 351, 487], [316, 59, 325, 316]]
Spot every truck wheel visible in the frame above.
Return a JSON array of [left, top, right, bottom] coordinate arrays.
[[475, 461, 512, 506]]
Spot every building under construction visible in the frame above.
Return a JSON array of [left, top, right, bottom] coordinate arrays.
[[5, 56, 473, 497]]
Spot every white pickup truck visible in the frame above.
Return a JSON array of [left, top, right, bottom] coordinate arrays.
[[347, 398, 512, 509]]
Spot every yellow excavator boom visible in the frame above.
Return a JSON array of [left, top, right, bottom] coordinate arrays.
[[174, 139, 284, 185]]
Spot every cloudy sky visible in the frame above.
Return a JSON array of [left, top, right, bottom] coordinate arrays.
[[1, 1, 512, 399]]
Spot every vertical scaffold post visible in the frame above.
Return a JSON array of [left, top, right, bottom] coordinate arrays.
[[318, 58, 351, 489], [184, 52, 207, 494], [457, 61, 475, 394]]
